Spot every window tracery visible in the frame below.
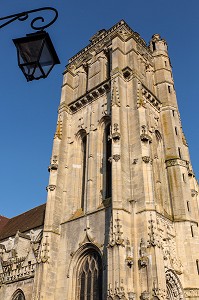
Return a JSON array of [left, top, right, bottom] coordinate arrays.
[[76, 251, 102, 300]]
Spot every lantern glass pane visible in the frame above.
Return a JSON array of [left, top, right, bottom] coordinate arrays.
[[39, 43, 54, 76], [21, 64, 35, 76], [32, 66, 43, 79], [17, 40, 44, 64]]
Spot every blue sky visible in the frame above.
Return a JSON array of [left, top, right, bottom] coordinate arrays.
[[0, 0, 199, 217]]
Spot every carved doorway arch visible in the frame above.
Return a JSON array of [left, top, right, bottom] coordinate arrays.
[[166, 270, 184, 300]]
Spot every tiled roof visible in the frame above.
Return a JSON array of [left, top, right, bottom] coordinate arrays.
[[0, 203, 46, 241], [0, 216, 9, 232]]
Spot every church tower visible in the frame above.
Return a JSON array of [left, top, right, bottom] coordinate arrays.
[[33, 20, 199, 299]]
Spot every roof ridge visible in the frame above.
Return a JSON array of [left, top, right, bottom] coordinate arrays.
[[0, 215, 9, 219]]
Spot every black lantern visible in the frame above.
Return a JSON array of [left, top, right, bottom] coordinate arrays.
[[13, 31, 60, 81]]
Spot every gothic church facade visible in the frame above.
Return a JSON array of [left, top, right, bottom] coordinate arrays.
[[0, 20, 199, 300]]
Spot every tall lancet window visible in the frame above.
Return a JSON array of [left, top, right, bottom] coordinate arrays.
[[81, 133, 87, 210], [76, 251, 102, 300], [104, 123, 112, 198]]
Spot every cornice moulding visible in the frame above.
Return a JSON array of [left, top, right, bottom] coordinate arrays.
[[65, 20, 152, 70]]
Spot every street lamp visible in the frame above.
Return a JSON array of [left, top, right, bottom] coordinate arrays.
[[13, 31, 60, 81], [0, 7, 60, 81]]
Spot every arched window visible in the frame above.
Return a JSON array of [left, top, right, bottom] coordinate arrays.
[[12, 290, 25, 300], [104, 123, 112, 198], [155, 130, 162, 142], [76, 250, 102, 300]]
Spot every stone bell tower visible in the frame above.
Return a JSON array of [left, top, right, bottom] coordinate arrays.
[[33, 20, 199, 299]]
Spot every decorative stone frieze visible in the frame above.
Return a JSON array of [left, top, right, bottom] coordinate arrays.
[[0, 263, 36, 284], [68, 79, 111, 112], [141, 86, 162, 111], [184, 289, 199, 297], [165, 158, 188, 168]]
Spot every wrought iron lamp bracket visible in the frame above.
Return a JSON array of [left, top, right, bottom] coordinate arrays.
[[0, 7, 58, 31]]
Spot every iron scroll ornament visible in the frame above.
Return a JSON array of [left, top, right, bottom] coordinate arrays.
[[0, 7, 58, 31]]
